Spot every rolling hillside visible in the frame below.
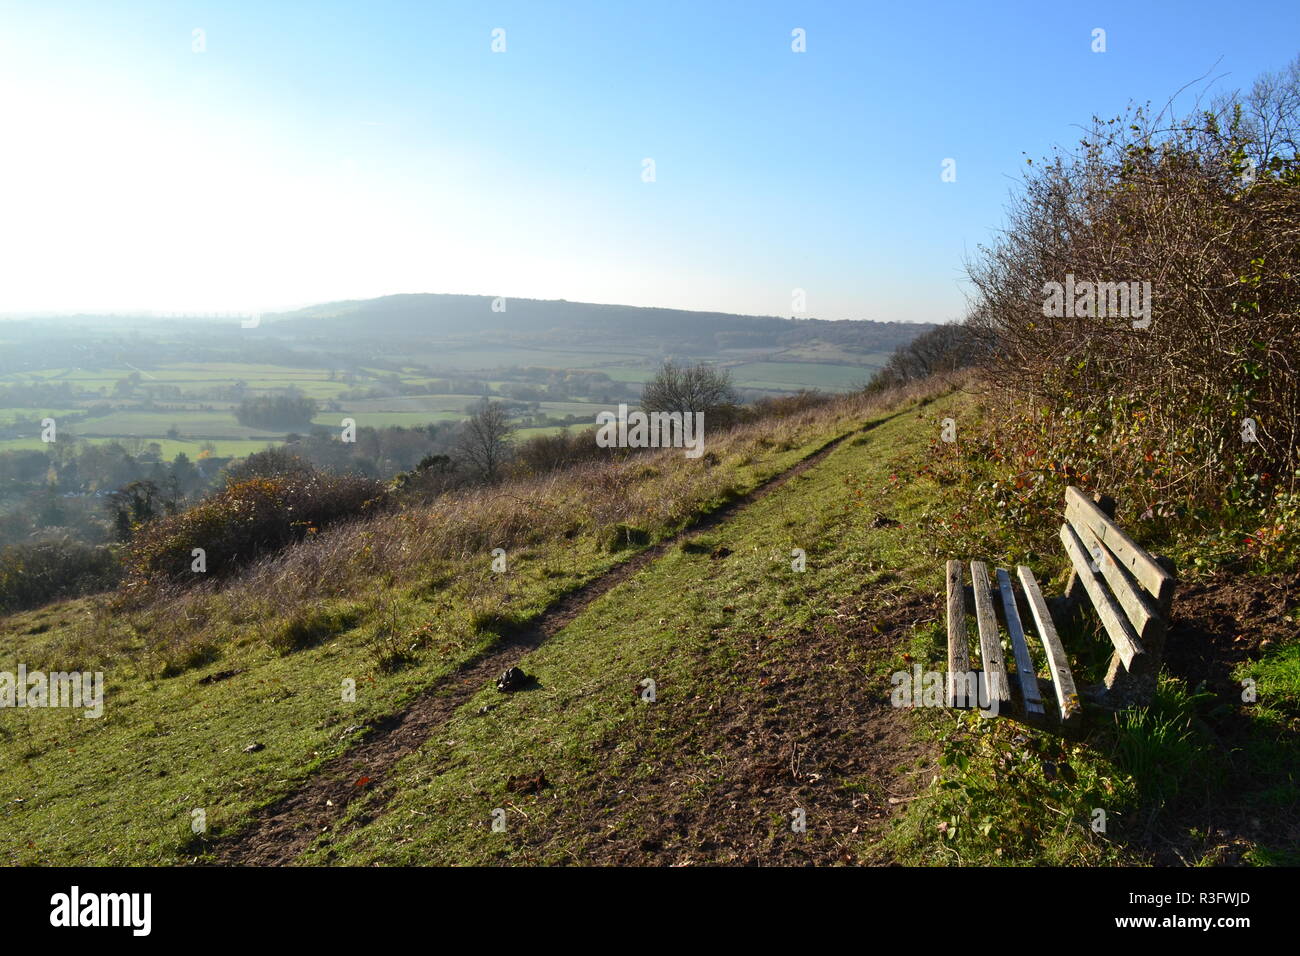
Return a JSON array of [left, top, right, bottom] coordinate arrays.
[[4, 376, 1293, 866]]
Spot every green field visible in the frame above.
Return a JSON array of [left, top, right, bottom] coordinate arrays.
[[395, 347, 648, 370], [1, 358, 626, 457], [728, 361, 881, 391], [0, 407, 81, 425], [2, 344, 886, 462], [75, 410, 275, 439], [0, 436, 276, 457]]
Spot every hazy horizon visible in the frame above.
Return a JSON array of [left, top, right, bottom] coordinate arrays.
[[0, 290, 941, 324]]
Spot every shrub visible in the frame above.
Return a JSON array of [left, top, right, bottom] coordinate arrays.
[[122, 472, 387, 591], [511, 428, 609, 476], [641, 360, 740, 425], [0, 538, 121, 613], [866, 323, 981, 393], [966, 60, 1300, 520], [221, 447, 315, 485]]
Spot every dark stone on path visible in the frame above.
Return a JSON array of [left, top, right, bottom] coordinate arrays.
[[496, 667, 533, 693]]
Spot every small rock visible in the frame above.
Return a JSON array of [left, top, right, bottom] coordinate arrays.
[[496, 667, 533, 693], [242, 743, 265, 753], [506, 771, 548, 794]]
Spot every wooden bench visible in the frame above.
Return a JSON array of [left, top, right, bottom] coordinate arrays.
[[943, 486, 1177, 724]]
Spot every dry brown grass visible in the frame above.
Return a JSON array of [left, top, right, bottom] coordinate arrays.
[[83, 380, 945, 671]]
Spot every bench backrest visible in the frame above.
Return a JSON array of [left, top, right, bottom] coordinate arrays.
[[1058, 486, 1175, 672]]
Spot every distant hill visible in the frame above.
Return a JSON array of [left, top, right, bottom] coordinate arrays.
[[267, 293, 937, 358]]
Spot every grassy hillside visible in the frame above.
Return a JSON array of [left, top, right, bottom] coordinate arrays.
[[0, 385, 903, 864], [2, 377, 1295, 865]]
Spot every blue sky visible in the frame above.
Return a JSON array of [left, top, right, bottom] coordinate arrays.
[[0, 0, 1295, 321]]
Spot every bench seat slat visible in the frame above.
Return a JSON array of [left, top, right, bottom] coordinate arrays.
[[945, 560, 969, 708], [1016, 565, 1080, 721], [1060, 522, 1145, 670], [969, 560, 1011, 707], [996, 568, 1044, 716]]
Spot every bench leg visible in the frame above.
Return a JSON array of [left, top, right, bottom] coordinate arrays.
[[1095, 654, 1158, 708]]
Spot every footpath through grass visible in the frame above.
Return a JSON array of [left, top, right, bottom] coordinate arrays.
[[292, 395, 965, 864], [299, 386, 1299, 866], [0, 392, 887, 865], [4, 382, 1294, 865]]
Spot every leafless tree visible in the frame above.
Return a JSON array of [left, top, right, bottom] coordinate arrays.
[[456, 400, 514, 483], [641, 361, 739, 421]]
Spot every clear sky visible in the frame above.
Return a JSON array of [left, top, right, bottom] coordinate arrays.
[[0, 1, 1295, 321]]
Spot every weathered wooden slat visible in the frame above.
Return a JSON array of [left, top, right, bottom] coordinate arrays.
[[969, 560, 1011, 707], [996, 568, 1044, 716], [1071, 517, 1165, 645], [1060, 522, 1145, 670], [1016, 565, 1080, 721], [1065, 487, 1174, 607], [1063, 493, 1116, 611], [945, 560, 970, 708]]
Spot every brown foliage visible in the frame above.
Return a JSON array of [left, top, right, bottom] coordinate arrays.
[[966, 60, 1300, 515]]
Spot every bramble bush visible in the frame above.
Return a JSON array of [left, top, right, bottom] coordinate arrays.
[[122, 472, 386, 593], [963, 58, 1300, 569], [0, 538, 120, 614]]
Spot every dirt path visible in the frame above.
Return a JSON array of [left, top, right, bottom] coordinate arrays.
[[543, 587, 938, 865], [213, 414, 900, 865]]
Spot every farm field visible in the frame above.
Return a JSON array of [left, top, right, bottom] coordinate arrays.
[[0, 343, 883, 461], [728, 360, 882, 391], [0, 436, 277, 458], [393, 347, 650, 370]]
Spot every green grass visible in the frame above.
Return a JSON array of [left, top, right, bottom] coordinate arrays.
[[0, 399, 868, 864], [73, 409, 273, 439], [297, 399, 946, 864], [0, 437, 276, 457], [311, 411, 463, 430], [729, 361, 878, 392], [396, 348, 647, 371], [2, 382, 1294, 866]]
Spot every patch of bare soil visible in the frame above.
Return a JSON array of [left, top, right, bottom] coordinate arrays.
[[1165, 569, 1299, 694], [1150, 569, 1300, 865], [529, 589, 938, 866], [212, 420, 898, 866]]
